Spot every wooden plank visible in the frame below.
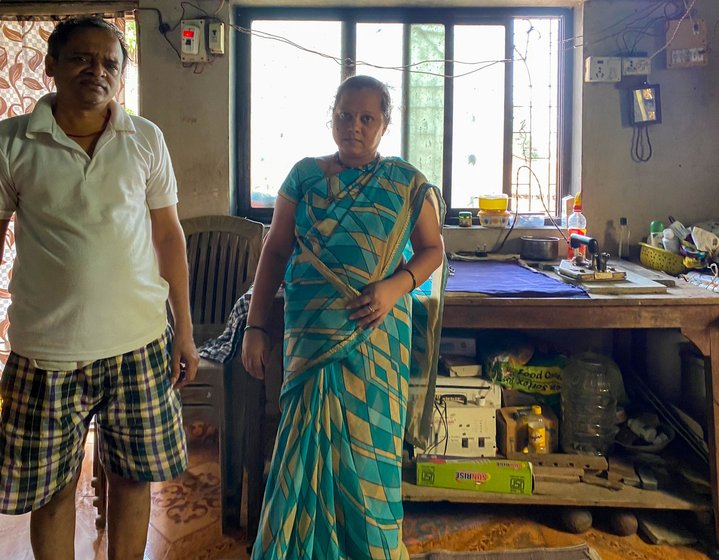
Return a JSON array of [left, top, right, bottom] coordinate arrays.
[[506, 451, 608, 471], [402, 480, 711, 511], [0, 2, 137, 16]]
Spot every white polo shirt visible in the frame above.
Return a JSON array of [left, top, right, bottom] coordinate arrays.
[[0, 93, 178, 361]]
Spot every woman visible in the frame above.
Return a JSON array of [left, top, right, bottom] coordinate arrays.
[[242, 75, 446, 559]]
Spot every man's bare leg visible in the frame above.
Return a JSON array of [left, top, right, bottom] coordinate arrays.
[[106, 471, 151, 560], [30, 471, 81, 560]]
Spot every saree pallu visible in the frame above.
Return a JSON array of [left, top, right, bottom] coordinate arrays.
[[252, 157, 446, 559]]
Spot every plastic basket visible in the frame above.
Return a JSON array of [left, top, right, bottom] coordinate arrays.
[[638, 242, 686, 275]]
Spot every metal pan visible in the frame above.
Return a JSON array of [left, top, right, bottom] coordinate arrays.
[[520, 236, 560, 261]]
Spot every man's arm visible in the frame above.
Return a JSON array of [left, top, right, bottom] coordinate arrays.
[[0, 219, 9, 265], [150, 205, 199, 387]]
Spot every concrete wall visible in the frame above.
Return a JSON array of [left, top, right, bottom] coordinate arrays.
[[138, 0, 719, 255]]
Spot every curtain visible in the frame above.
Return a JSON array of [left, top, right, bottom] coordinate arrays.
[[0, 15, 129, 371]]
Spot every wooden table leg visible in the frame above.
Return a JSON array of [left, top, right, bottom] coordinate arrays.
[[706, 325, 719, 545], [222, 359, 245, 533]]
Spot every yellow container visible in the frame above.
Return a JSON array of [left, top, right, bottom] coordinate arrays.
[[478, 194, 509, 212], [638, 242, 686, 275]]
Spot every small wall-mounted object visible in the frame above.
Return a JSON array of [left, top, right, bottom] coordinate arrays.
[[666, 18, 707, 68], [622, 57, 651, 76], [208, 22, 225, 55], [181, 19, 209, 63], [630, 84, 661, 125], [584, 56, 622, 82]]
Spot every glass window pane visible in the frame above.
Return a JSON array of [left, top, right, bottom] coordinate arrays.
[[511, 18, 560, 213], [356, 23, 403, 159], [452, 25, 506, 208], [407, 24, 445, 188], [250, 20, 341, 208]]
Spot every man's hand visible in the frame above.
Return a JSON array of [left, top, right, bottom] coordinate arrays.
[[171, 328, 199, 388]]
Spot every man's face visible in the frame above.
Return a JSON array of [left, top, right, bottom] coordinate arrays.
[[45, 27, 124, 109]]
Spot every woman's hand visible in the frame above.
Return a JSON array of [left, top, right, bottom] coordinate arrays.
[[346, 276, 406, 329], [242, 328, 271, 379]]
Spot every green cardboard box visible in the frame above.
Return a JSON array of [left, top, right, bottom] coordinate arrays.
[[416, 456, 533, 495]]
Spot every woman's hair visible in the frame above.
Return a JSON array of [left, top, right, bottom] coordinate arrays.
[[48, 16, 129, 70], [333, 75, 392, 124]]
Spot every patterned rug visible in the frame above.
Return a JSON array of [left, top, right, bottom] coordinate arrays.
[[137, 440, 713, 560]]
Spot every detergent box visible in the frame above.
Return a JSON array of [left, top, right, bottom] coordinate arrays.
[[415, 455, 533, 495]]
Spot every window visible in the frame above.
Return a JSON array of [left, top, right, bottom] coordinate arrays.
[[234, 8, 572, 222]]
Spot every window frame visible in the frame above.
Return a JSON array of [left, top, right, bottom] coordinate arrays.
[[233, 6, 573, 223]]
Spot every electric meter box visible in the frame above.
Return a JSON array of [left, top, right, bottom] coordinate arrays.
[[181, 19, 209, 63]]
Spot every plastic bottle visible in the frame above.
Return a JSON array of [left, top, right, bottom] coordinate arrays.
[[560, 353, 618, 456], [662, 228, 681, 254], [648, 220, 664, 248], [527, 405, 549, 454], [567, 193, 587, 260], [617, 217, 630, 259]]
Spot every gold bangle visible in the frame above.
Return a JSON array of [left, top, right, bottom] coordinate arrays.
[[401, 267, 417, 292]]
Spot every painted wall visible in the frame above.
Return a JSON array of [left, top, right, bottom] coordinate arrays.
[[138, 0, 719, 257]]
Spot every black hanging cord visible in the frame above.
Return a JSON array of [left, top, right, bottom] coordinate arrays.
[[631, 124, 653, 162], [135, 7, 182, 60]]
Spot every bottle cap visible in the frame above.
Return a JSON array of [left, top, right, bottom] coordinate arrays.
[[619, 217, 627, 226], [531, 404, 542, 415], [649, 220, 665, 233], [573, 193, 582, 212]]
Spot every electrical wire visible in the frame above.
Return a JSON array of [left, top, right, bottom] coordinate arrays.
[[649, 0, 698, 60], [135, 6, 182, 59], [631, 125, 653, 163]]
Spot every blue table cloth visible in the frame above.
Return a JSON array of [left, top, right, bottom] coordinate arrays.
[[445, 259, 588, 298]]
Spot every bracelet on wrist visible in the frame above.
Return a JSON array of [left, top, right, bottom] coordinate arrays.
[[244, 325, 270, 336], [401, 267, 418, 292]]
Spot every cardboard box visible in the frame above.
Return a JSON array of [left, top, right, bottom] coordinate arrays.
[[416, 456, 533, 495], [497, 406, 559, 455]]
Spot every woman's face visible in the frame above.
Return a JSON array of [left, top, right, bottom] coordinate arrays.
[[332, 87, 388, 165]]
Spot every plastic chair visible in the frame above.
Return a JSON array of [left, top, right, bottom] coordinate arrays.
[[92, 215, 264, 531]]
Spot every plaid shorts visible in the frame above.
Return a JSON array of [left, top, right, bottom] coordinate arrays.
[[0, 329, 188, 514]]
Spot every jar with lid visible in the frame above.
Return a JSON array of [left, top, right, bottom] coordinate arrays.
[[458, 211, 473, 227], [560, 353, 618, 456]]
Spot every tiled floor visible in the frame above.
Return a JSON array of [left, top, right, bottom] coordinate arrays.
[[0, 434, 716, 559]]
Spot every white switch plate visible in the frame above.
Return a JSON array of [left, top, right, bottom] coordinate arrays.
[[208, 22, 225, 55], [584, 56, 622, 82], [622, 57, 651, 75]]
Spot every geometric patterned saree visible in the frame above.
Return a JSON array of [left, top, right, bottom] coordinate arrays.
[[251, 156, 446, 559]]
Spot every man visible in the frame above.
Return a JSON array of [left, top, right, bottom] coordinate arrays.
[[0, 17, 199, 560]]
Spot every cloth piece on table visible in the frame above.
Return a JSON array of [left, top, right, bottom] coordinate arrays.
[[197, 293, 249, 363], [446, 260, 588, 298]]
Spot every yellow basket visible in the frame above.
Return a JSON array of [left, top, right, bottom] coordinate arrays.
[[638, 242, 686, 275]]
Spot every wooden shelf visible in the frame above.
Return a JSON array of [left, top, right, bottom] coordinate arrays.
[[402, 479, 711, 511]]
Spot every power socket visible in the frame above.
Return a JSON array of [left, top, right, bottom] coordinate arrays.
[[584, 56, 622, 83], [622, 57, 651, 75]]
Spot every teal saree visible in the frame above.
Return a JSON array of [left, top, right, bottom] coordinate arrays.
[[252, 156, 446, 559]]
